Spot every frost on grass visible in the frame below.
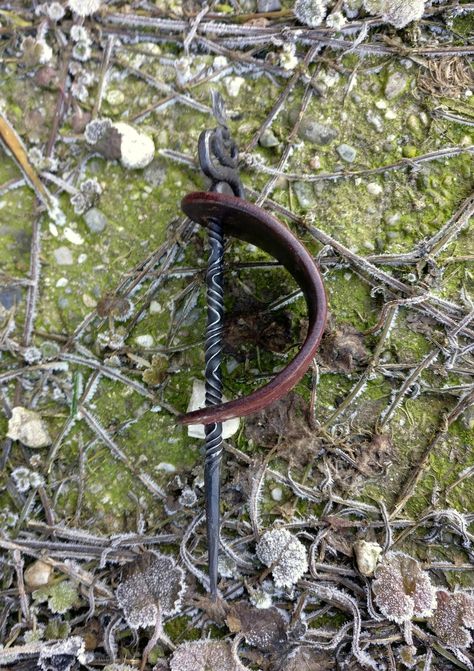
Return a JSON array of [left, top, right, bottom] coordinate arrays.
[[256, 528, 308, 589], [428, 589, 474, 648], [38, 636, 87, 671], [294, 0, 328, 27], [169, 641, 248, 671], [372, 552, 436, 624], [363, 0, 426, 28], [116, 551, 185, 629], [0, 637, 86, 670]]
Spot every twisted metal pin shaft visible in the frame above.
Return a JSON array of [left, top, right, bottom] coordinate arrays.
[[196, 92, 243, 599], [184, 93, 327, 598], [203, 217, 224, 599]]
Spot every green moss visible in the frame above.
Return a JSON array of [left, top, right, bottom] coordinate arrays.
[[1, 37, 473, 540], [33, 580, 81, 615]]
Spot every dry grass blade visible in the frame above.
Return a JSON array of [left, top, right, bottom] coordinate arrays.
[[0, 112, 60, 219]]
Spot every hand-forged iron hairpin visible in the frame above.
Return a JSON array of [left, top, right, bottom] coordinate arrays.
[[179, 92, 327, 598]]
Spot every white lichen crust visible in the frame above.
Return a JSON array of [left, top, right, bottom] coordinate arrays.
[[372, 551, 437, 623], [170, 641, 248, 671], [363, 0, 426, 28], [256, 528, 308, 589], [68, 0, 102, 16], [429, 590, 474, 648], [294, 0, 328, 27], [116, 552, 185, 629]]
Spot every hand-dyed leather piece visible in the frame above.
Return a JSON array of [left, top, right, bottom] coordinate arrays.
[[179, 191, 327, 425]]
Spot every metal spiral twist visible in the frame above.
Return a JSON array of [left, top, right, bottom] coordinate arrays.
[[203, 217, 224, 597], [197, 92, 243, 599], [183, 92, 327, 598]]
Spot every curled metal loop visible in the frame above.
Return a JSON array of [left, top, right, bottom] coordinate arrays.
[[198, 107, 244, 198], [179, 191, 327, 426]]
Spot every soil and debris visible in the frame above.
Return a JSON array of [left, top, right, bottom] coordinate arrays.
[[0, 0, 473, 670]]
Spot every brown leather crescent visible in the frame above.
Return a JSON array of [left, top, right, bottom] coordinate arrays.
[[178, 191, 327, 425]]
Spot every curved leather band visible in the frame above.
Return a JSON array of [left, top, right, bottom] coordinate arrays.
[[179, 191, 327, 425]]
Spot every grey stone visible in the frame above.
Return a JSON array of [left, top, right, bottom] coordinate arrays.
[[53, 246, 73, 265], [143, 159, 167, 187], [259, 129, 279, 148], [293, 181, 315, 209], [0, 286, 22, 309], [257, 0, 281, 11], [336, 143, 357, 163], [84, 207, 108, 233], [384, 71, 409, 100], [298, 118, 338, 146]]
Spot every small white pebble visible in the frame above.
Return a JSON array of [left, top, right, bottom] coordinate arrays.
[[135, 334, 154, 348], [225, 76, 245, 98], [353, 540, 382, 576], [186, 380, 240, 440], [367, 182, 383, 196], [82, 293, 97, 308], [113, 122, 155, 170], [56, 277, 68, 288], [53, 246, 73, 265], [385, 109, 397, 120], [63, 227, 84, 245], [156, 462, 176, 473], [7, 407, 52, 448], [214, 56, 228, 69], [149, 300, 162, 314], [24, 560, 52, 588], [271, 487, 283, 502], [106, 89, 125, 106]]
